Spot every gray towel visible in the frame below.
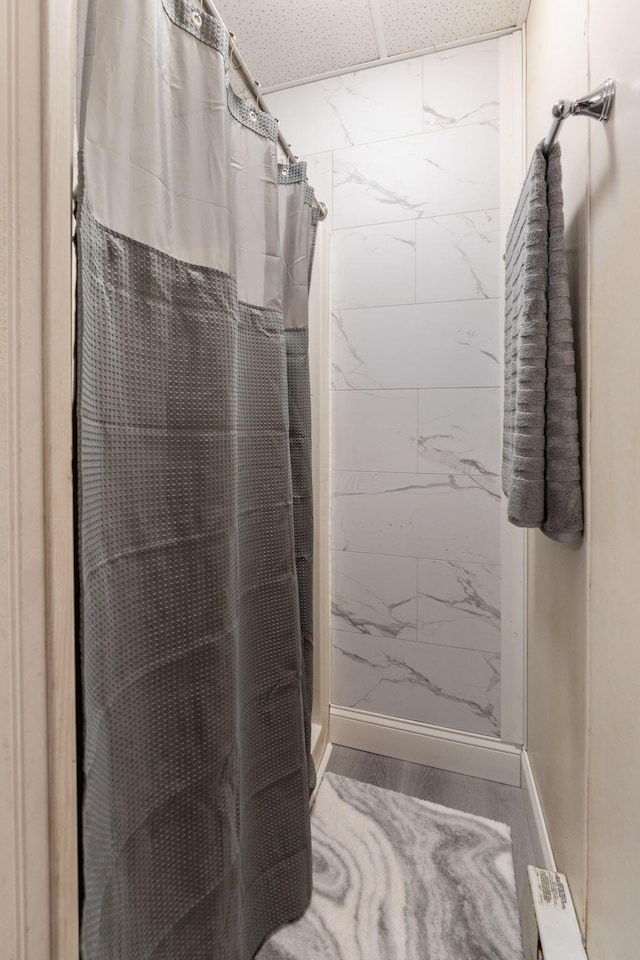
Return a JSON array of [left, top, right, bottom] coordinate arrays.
[[502, 142, 583, 542]]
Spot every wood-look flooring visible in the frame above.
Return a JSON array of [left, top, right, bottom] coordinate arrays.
[[326, 745, 539, 960]]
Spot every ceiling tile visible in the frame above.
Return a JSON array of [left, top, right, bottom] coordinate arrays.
[[213, 0, 381, 88], [214, 0, 522, 89], [378, 0, 520, 57]]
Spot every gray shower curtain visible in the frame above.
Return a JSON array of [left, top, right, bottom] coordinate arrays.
[[75, 2, 318, 958]]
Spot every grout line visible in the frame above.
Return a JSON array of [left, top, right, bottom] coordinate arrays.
[[330, 548, 500, 566], [331, 385, 501, 392], [330, 205, 500, 232], [331, 626, 501, 658], [331, 468, 500, 478], [327, 114, 501, 158], [413, 218, 418, 305], [415, 372, 420, 473], [333, 294, 500, 307], [334, 300, 499, 312], [331, 548, 501, 566], [277, 114, 500, 162], [330, 149, 334, 229], [415, 518, 421, 634], [421, 43, 425, 135], [301, 149, 335, 161]]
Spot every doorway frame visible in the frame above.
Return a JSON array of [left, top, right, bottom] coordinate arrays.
[[42, 0, 79, 956], [1, 0, 78, 958]]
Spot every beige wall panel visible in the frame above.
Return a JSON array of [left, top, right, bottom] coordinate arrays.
[[585, 1, 640, 956], [525, 0, 590, 924], [1, 0, 54, 956]]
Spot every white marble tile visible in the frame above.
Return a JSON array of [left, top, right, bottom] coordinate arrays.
[[331, 472, 501, 562], [331, 630, 501, 736], [422, 40, 500, 132], [417, 387, 500, 477], [415, 209, 500, 303], [331, 300, 500, 391], [332, 222, 416, 310], [332, 389, 418, 473], [304, 152, 333, 228], [331, 551, 418, 641], [333, 122, 500, 229], [265, 58, 423, 156], [418, 559, 501, 652]]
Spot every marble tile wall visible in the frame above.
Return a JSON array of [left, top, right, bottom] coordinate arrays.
[[267, 39, 502, 738]]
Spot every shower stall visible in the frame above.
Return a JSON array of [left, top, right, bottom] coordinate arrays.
[[1, 2, 529, 958], [265, 33, 527, 771]]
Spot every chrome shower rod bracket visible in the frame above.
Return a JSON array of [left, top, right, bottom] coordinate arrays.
[[543, 78, 615, 155]]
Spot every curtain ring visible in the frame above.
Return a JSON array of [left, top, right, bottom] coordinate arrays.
[[191, 0, 204, 28]]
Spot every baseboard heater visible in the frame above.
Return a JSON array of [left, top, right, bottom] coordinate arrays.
[[528, 867, 588, 959]]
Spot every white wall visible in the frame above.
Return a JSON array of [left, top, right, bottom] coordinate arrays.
[[268, 40, 507, 738], [525, 0, 591, 922], [1, 0, 63, 956], [587, 2, 640, 953], [526, 1, 640, 954]]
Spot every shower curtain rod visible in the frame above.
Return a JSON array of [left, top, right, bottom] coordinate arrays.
[[200, 0, 329, 221], [542, 78, 615, 156]]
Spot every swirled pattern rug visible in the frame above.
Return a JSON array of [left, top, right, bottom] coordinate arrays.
[[258, 772, 524, 960]]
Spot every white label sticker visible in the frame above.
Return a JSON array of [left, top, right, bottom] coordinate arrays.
[[536, 869, 569, 911], [528, 866, 587, 959]]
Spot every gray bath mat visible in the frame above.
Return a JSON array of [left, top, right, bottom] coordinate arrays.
[[258, 772, 524, 960]]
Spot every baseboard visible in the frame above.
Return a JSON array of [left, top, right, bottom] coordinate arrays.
[[310, 722, 322, 755], [310, 741, 333, 808], [330, 706, 522, 786], [521, 749, 557, 870]]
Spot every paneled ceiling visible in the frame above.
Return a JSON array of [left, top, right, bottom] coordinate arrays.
[[213, 0, 528, 90]]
